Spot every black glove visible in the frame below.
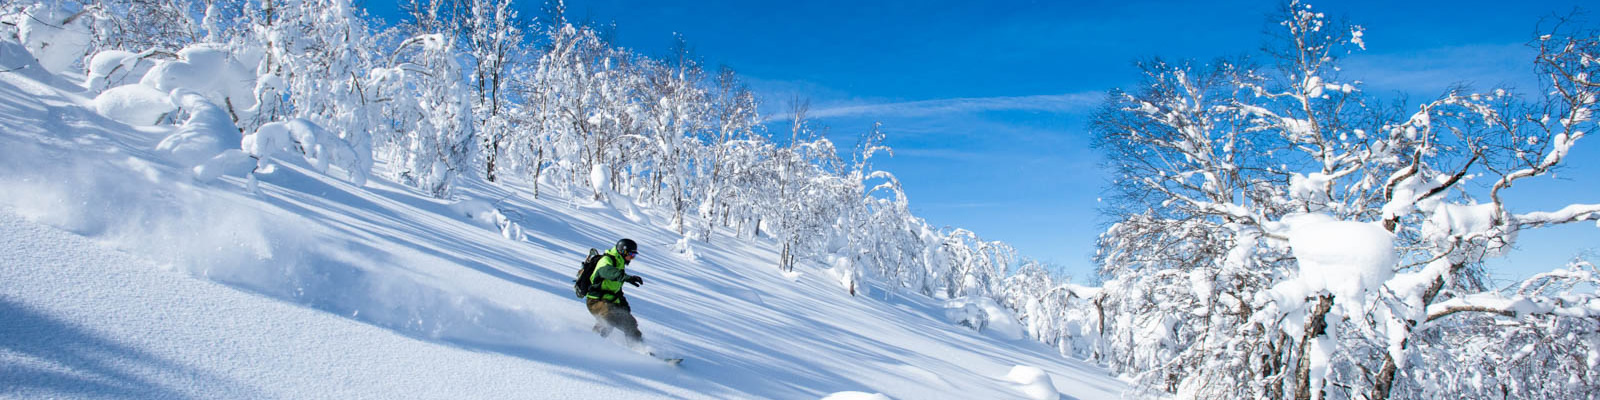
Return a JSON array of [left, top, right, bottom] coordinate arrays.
[[624, 275, 644, 287]]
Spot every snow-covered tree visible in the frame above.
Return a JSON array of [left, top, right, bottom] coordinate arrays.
[[826, 123, 938, 297], [768, 99, 847, 272], [246, 0, 376, 185], [635, 37, 711, 234], [372, 30, 473, 196], [714, 129, 775, 240], [927, 227, 1014, 300], [462, 0, 524, 183], [516, 7, 629, 200], [696, 66, 761, 243], [83, 0, 203, 52], [1088, 2, 1600, 399], [6, 1, 93, 75]]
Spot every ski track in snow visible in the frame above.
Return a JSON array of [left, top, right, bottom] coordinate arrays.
[[0, 50, 1126, 399]]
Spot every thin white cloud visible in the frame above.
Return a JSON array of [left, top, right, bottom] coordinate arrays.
[[916, 201, 1011, 210], [890, 147, 987, 162], [1342, 42, 1538, 96], [763, 92, 1104, 122]]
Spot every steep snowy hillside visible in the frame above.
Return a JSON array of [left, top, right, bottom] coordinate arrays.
[[0, 46, 1125, 399]]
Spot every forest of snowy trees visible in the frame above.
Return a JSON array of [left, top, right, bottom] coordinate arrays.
[[3, 0, 1598, 398]]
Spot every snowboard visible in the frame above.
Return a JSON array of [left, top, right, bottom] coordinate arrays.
[[648, 352, 683, 366]]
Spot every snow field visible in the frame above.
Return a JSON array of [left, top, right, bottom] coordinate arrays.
[[0, 40, 1125, 399]]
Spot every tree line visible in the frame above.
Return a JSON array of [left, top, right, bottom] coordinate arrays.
[[3, 0, 1023, 315]]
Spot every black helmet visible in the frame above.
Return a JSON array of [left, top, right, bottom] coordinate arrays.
[[615, 238, 638, 255]]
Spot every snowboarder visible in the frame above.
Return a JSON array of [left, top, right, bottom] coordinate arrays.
[[585, 238, 647, 346]]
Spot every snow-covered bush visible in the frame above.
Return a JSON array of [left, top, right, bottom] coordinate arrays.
[[245, 119, 366, 185], [89, 80, 173, 125], [15, 2, 91, 75], [139, 44, 256, 122], [156, 89, 241, 167], [671, 237, 697, 261], [84, 49, 163, 93], [88, 42, 256, 131], [944, 296, 1026, 340], [947, 298, 989, 332]]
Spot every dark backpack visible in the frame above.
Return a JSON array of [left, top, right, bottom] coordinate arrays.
[[573, 248, 603, 298]]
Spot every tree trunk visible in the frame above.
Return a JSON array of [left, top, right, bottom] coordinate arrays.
[[701, 187, 718, 243], [485, 139, 498, 182], [780, 241, 791, 271], [652, 170, 662, 200], [1266, 333, 1287, 400], [1295, 294, 1334, 400], [674, 191, 685, 235], [1094, 296, 1107, 361], [1370, 357, 1398, 400], [1369, 264, 1457, 400], [531, 146, 543, 199]]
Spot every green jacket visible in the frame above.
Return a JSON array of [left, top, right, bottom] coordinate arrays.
[[586, 248, 630, 303]]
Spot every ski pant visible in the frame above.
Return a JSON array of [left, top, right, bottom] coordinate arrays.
[[587, 298, 643, 345]]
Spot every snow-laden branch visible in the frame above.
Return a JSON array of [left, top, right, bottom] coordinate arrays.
[[1044, 283, 1103, 300], [1425, 260, 1600, 322], [388, 34, 447, 68], [1517, 262, 1598, 295], [1426, 292, 1600, 322], [1514, 203, 1600, 228]]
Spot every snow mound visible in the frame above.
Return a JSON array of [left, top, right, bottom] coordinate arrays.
[[820, 392, 893, 400], [446, 198, 524, 241], [85, 49, 158, 93], [91, 84, 175, 126], [192, 149, 256, 183], [0, 40, 76, 89], [156, 89, 241, 167], [944, 296, 1026, 340], [671, 236, 698, 261], [1005, 365, 1060, 400], [246, 119, 367, 185], [610, 193, 647, 223], [449, 198, 501, 226]]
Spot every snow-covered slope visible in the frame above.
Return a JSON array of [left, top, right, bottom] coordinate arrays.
[[0, 54, 1125, 399]]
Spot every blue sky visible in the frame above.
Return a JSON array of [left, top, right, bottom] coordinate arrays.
[[363, 0, 1595, 283]]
